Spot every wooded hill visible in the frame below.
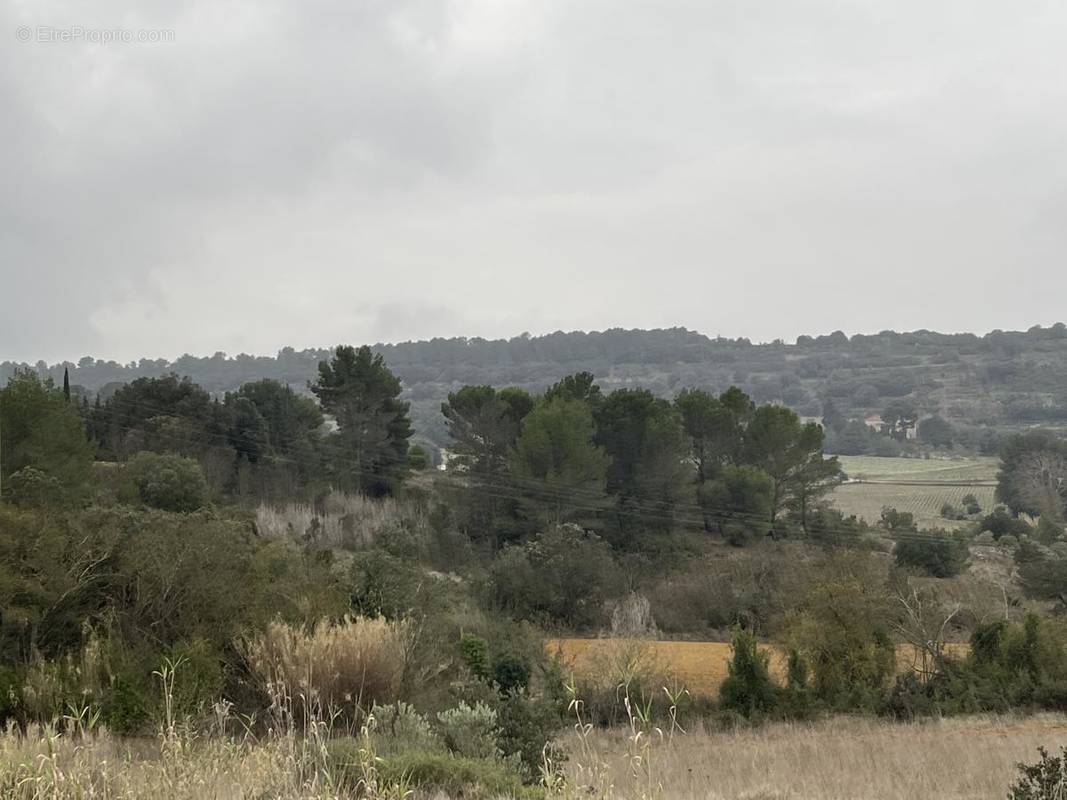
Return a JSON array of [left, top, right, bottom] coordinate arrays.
[[5, 323, 1067, 448]]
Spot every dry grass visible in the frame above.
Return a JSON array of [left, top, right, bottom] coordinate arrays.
[[548, 639, 969, 698], [0, 707, 1062, 799], [255, 491, 426, 550], [563, 713, 1067, 799], [244, 617, 409, 715], [0, 725, 350, 800]]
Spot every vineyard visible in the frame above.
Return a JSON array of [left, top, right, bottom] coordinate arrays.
[[829, 455, 999, 530]]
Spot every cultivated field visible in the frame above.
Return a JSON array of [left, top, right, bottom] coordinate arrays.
[[836, 455, 999, 483], [568, 714, 1067, 799], [829, 455, 999, 530], [548, 639, 968, 698]]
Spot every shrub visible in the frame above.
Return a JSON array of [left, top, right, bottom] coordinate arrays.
[[347, 549, 421, 619], [494, 690, 564, 780], [459, 633, 491, 680], [436, 701, 500, 759], [487, 524, 624, 628], [719, 627, 778, 718], [243, 616, 408, 718], [1008, 746, 1067, 799], [786, 557, 896, 711], [120, 451, 208, 512], [165, 638, 224, 720], [491, 653, 531, 695], [893, 531, 969, 577], [369, 701, 440, 754], [6, 467, 64, 508], [981, 507, 1032, 540], [940, 503, 965, 521], [376, 750, 538, 799]]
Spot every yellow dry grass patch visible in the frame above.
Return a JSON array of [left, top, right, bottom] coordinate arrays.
[[548, 638, 968, 697]]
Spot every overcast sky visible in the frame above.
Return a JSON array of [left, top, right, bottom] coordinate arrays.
[[3, 0, 1067, 363]]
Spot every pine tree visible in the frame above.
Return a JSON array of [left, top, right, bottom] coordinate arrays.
[[311, 345, 412, 496]]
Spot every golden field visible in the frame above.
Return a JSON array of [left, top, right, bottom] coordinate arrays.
[[548, 638, 968, 697]]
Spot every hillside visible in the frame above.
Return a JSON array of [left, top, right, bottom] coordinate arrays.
[[5, 324, 1067, 447]]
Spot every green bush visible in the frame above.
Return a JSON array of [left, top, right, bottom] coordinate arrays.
[[459, 633, 490, 680], [487, 524, 623, 628], [491, 652, 531, 695], [120, 452, 208, 512], [493, 690, 564, 780], [436, 701, 500, 759], [981, 507, 1032, 539], [6, 467, 64, 508], [369, 701, 441, 755], [347, 548, 421, 619], [1008, 746, 1067, 799], [719, 627, 778, 717], [378, 750, 540, 799], [893, 531, 969, 577]]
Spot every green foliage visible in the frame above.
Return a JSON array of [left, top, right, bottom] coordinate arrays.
[[373, 750, 539, 799], [369, 701, 441, 755], [544, 372, 602, 407], [980, 507, 1033, 539], [743, 405, 842, 528], [880, 507, 918, 533], [436, 701, 500, 759], [311, 345, 413, 496], [347, 547, 432, 620], [487, 525, 623, 628], [1008, 747, 1067, 800], [509, 397, 610, 528], [917, 415, 956, 447], [6, 467, 64, 508], [225, 379, 326, 497], [675, 388, 746, 484], [998, 432, 1067, 519], [718, 627, 778, 717], [441, 384, 531, 544], [893, 530, 970, 577], [0, 370, 94, 504], [491, 652, 531, 695], [407, 444, 430, 471], [594, 389, 691, 539], [493, 689, 563, 780], [120, 451, 208, 512], [459, 633, 490, 680], [787, 554, 896, 710], [701, 465, 774, 544]]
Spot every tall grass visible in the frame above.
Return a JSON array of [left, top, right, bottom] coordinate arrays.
[[556, 714, 1067, 800], [243, 617, 409, 721]]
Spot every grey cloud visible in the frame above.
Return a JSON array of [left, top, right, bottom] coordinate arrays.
[[3, 0, 1067, 363]]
